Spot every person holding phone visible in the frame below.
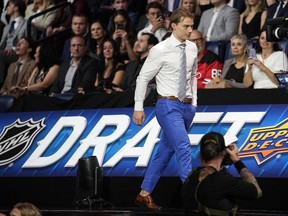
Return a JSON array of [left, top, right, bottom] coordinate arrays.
[[110, 9, 137, 63], [137, 2, 168, 42], [243, 30, 288, 89], [182, 131, 262, 216]]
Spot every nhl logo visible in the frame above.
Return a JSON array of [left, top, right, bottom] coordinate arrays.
[[0, 118, 45, 166]]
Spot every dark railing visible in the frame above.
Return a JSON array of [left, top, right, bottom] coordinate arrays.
[[26, 1, 71, 44]]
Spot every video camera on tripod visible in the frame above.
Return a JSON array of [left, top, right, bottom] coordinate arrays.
[[266, 17, 288, 42]]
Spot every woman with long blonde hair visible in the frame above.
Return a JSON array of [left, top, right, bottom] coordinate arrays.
[[238, 0, 267, 39], [179, 0, 201, 28]]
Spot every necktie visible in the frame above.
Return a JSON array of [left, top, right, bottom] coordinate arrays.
[[277, 1, 284, 17], [178, 43, 186, 102], [12, 62, 22, 86], [9, 20, 16, 34]]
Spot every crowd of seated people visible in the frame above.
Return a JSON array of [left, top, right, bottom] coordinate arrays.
[[0, 0, 288, 112]]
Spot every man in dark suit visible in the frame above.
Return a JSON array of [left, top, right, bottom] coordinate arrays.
[[117, 33, 158, 91], [49, 35, 98, 96], [264, 0, 288, 31], [61, 13, 89, 62], [267, 0, 288, 20], [0, 0, 27, 89]]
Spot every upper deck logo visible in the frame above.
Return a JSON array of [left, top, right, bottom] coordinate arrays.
[[239, 118, 288, 165], [0, 118, 45, 166]]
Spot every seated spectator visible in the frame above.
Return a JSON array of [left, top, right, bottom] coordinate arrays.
[[197, 0, 240, 41], [238, 0, 267, 39], [182, 131, 262, 215], [61, 13, 89, 62], [115, 32, 159, 91], [9, 202, 42, 216], [137, 2, 168, 42], [0, 0, 28, 88], [243, 30, 288, 89], [115, 33, 159, 105], [109, 0, 139, 26], [189, 30, 222, 89], [0, 0, 9, 37], [208, 33, 249, 88], [45, 0, 89, 59], [135, 0, 165, 33], [15, 42, 60, 96], [87, 19, 108, 59], [49, 35, 98, 96], [25, 0, 56, 38], [45, 0, 88, 37], [109, 9, 137, 63], [178, 0, 201, 29], [266, 0, 288, 20], [93, 38, 125, 94], [0, 36, 35, 98]]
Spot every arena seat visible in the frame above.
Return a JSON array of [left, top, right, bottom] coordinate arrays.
[[205, 40, 228, 63], [276, 38, 288, 54], [0, 95, 16, 112]]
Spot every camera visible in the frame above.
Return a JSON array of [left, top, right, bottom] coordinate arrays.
[[221, 146, 233, 166], [266, 17, 288, 42]]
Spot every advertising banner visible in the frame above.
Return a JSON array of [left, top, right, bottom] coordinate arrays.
[[0, 104, 287, 177]]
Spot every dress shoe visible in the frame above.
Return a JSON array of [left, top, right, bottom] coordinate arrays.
[[135, 193, 162, 211]]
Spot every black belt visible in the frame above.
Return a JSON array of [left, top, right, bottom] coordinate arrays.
[[157, 95, 192, 104]]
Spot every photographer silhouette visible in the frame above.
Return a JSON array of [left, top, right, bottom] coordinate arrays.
[[182, 132, 262, 216]]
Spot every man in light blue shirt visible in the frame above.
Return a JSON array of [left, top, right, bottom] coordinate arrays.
[[134, 8, 197, 211]]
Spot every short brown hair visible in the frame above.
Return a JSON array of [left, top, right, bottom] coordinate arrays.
[[170, 8, 194, 26]]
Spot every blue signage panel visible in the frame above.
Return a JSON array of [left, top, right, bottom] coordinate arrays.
[[0, 104, 287, 177]]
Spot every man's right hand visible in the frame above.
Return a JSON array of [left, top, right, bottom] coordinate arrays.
[[133, 111, 145, 126], [226, 143, 240, 163]]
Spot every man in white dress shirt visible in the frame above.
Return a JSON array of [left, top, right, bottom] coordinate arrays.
[[137, 2, 168, 42], [134, 8, 197, 211]]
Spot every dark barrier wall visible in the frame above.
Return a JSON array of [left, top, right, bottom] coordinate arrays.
[[0, 89, 287, 210]]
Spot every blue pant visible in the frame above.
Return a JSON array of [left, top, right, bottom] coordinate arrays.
[[141, 98, 196, 193]]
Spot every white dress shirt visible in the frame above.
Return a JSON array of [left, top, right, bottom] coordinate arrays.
[[137, 22, 168, 42], [134, 33, 198, 111], [245, 51, 288, 89]]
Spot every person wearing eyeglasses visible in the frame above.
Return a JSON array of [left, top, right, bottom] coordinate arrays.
[[189, 30, 222, 89]]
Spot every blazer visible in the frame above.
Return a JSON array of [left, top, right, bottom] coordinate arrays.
[[0, 57, 35, 97], [267, 1, 288, 20], [197, 5, 240, 41], [49, 55, 98, 94], [0, 16, 27, 50]]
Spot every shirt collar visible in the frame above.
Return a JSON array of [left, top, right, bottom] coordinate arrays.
[[170, 33, 186, 47]]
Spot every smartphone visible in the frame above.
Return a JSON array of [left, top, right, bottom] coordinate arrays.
[[117, 23, 125, 30], [157, 14, 164, 21], [248, 48, 257, 59]]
